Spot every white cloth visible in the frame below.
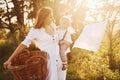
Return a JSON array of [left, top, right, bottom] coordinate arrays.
[[21, 24, 64, 80], [73, 21, 107, 52], [55, 26, 73, 80], [68, 26, 75, 34], [57, 26, 73, 54], [57, 56, 67, 80]]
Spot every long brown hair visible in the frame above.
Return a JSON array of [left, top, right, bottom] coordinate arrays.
[[34, 7, 53, 28]]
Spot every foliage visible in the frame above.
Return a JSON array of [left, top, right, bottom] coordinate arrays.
[[67, 47, 120, 80], [67, 23, 120, 79], [0, 38, 18, 80], [0, 0, 120, 80]]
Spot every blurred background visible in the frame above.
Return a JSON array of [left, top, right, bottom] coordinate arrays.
[[0, 0, 120, 80]]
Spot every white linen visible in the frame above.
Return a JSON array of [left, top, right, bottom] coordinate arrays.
[[73, 21, 107, 52]]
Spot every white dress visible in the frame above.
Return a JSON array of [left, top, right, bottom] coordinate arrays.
[[57, 26, 73, 80], [21, 25, 62, 80]]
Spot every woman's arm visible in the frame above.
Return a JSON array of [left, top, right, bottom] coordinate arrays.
[[59, 40, 70, 50], [3, 44, 27, 69], [8, 44, 27, 61]]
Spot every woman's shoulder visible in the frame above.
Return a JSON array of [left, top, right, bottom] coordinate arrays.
[[30, 27, 44, 31], [28, 27, 45, 35]]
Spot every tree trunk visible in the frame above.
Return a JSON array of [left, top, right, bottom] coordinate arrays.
[[12, 0, 24, 25]]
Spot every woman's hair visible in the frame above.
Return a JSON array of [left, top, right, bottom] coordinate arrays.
[[34, 7, 53, 28]]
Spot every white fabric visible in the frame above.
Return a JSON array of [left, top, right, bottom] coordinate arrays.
[[73, 21, 107, 52], [57, 56, 67, 80], [56, 26, 73, 80], [22, 24, 65, 80], [68, 26, 75, 34], [57, 26, 73, 54]]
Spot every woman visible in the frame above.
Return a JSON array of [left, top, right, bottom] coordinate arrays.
[[3, 7, 61, 80]]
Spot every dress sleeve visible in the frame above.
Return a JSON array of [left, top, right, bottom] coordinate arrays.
[[21, 27, 37, 47]]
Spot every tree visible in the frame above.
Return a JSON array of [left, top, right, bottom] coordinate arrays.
[[12, 0, 24, 25]]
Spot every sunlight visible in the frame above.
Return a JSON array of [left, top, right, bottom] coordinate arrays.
[[11, 16, 17, 23], [8, 2, 14, 8], [73, 0, 82, 11], [72, 0, 105, 22], [75, 0, 104, 9], [87, 0, 96, 9]]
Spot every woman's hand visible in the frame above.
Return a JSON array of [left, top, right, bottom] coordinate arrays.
[[3, 60, 11, 69]]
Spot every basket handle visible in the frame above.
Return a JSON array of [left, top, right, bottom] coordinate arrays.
[[23, 49, 30, 53], [7, 64, 26, 71]]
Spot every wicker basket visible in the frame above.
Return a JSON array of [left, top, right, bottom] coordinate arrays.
[[7, 50, 48, 80]]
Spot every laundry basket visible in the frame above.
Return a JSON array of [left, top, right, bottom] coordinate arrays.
[[7, 50, 48, 80]]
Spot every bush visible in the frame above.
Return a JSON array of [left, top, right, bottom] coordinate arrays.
[[0, 39, 18, 80], [67, 47, 120, 80]]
